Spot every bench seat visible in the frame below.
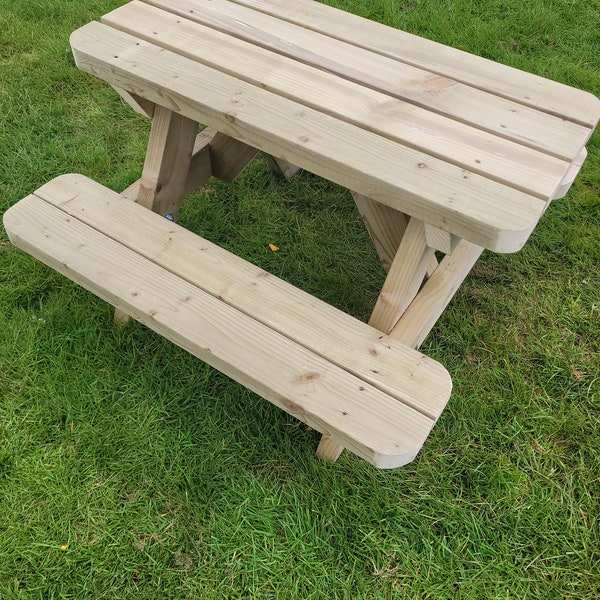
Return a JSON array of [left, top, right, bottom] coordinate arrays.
[[3, 174, 452, 468]]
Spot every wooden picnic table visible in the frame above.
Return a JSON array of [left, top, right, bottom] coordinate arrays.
[[4, 0, 599, 467]]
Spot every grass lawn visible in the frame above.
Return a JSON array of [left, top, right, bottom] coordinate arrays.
[[1, 0, 599, 598]]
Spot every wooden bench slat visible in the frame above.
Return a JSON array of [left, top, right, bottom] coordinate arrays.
[[103, 1, 569, 199], [3, 176, 453, 468], [229, 0, 600, 129], [34, 174, 450, 420], [139, 0, 591, 162], [70, 22, 548, 252]]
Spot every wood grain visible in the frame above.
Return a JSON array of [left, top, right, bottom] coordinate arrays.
[[70, 22, 549, 252], [230, 0, 600, 128]]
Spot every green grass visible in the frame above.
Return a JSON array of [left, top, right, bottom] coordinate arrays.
[[1, 0, 599, 597]]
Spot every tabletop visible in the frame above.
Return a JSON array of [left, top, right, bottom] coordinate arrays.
[[70, 0, 600, 252]]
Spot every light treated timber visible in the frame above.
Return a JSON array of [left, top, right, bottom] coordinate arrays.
[[70, 23, 549, 252], [424, 224, 460, 255], [4, 179, 453, 468], [207, 130, 259, 182], [121, 128, 256, 204], [5, 196, 432, 468], [117, 111, 203, 326], [351, 192, 409, 273], [315, 435, 345, 463], [552, 148, 588, 201], [390, 241, 484, 348], [141, 0, 593, 162], [136, 105, 198, 217], [369, 219, 435, 335], [318, 231, 479, 460], [121, 180, 140, 202], [263, 154, 301, 179], [117, 106, 197, 324], [31, 174, 452, 421], [352, 192, 436, 280], [88, 129, 247, 327], [112, 85, 155, 118], [183, 128, 214, 192], [104, 2, 571, 198], [230, 0, 600, 129], [321, 199, 437, 463], [120, 130, 213, 202]]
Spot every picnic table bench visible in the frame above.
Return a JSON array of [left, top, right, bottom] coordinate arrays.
[[4, 0, 599, 468]]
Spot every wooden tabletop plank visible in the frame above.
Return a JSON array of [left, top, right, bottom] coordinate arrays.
[[34, 173, 452, 420], [142, 0, 591, 162], [103, 2, 569, 199], [70, 22, 547, 252], [229, 0, 600, 129]]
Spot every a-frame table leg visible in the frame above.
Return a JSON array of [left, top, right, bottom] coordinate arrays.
[[317, 204, 483, 463], [317, 214, 434, 462], [352, 192, 408, 272], [368, 217, 436, 334], [390, 240, 483, 347], [263, 154, 301, 179], [136, 105, 199, 218], [114, 106, 198, 324]]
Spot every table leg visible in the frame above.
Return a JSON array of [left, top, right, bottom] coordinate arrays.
[[317, 213, 434, 463], [207, 131, 259, 182], [390, 240, 483, 347], [263, 154, 301, 179], [136, 105, 199, 217], [368, 218, 436, 334], [121, 128, 260, 205], [114, 125, 262, 324], [352, 192, 408, 273], [114, 106, 198, 324]]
